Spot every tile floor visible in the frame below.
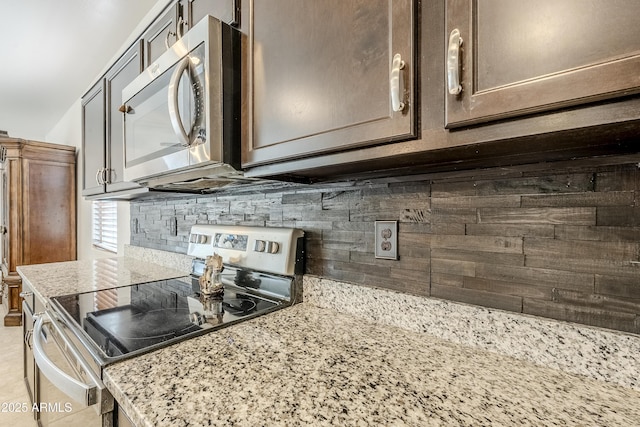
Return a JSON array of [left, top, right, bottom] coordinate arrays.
[[0, 304, 38, 427]]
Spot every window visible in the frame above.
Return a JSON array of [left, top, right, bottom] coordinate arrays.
[[93, 258, 119, 309], [92, 201, 117, 252]]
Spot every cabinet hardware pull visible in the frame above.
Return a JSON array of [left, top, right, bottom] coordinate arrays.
[[95, 169, 103, 185], [390, 53, 406, 112], [95, 168, 109, 185], [19, 291, 33, 298], [447, 29, 463, 95], [165, 30, 177, 50], [118, 104, 132, 114], [177, 15, 185, 39]]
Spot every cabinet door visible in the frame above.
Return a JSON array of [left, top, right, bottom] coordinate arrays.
[[81, 80, 106, 197], [23, 158, 76, 264], [183, 0, 237, 27], [1, 164, 10, 270], [143, 3, 180, 67], [445, 0, 640, 128], [245, 0, 416, 166], [105, 41, 144, 193]]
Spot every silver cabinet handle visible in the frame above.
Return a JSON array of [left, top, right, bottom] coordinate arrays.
[[95, 168, 109, 185], [177, 15, 185, 39], [447, 29, 463, 95], [168, 57, 193, 147], [164, 30, 177, 50], [32, 313, 100, 407], [164, 5, 184, 50], [103, 168, 111, 184], [390, 53, 406, 112], [19, 291, 33, 298]]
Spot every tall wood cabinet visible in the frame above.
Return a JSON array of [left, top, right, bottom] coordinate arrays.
[[0, 138, 76, 326]]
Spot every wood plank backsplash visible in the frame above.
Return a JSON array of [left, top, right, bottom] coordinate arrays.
[[130, 163, 640, 334]]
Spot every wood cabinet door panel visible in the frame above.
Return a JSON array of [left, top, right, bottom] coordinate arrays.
[[1, 166, 9, 270], [144, 4, 180, 67], [81, 81, 106, 196], [185, 0, 237, 27], [23, 161, 76, 265], [245, 0, 416, 166], [445, 0, 640, 128], [106, 41, 144, 193]]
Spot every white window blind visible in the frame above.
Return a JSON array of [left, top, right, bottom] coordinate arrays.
[[92, 201, 117, 253]]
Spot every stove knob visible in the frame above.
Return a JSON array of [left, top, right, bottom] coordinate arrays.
[[267, 241, 280, 254], [189, 234, 197, 243], [254, 240, 266, 252], [197, 234, 208, 244]]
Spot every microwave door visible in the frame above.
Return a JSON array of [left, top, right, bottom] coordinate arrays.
[[123, 60, 190, 181]]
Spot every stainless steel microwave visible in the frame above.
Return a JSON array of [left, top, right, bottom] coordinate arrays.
[[121, 15, 240, 187]]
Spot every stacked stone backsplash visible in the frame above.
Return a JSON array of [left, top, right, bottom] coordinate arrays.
[[130, 162, 640, 334]]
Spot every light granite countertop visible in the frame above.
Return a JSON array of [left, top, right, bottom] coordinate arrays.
[[17, 257, 188, 301], [16, 252, 640, 426], [104, 302, 640, 427]]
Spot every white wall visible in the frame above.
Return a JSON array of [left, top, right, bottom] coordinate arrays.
[[45, 0, 169, 260], [45, 100, 129, 260]]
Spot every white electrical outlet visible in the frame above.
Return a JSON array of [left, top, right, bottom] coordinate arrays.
[[374, 220, 398, 260]]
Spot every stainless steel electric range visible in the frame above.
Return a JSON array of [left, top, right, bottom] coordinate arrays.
[[33, 225, 304, 426]]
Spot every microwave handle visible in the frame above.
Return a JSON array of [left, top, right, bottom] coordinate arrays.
[[168, 56, 192, 147]]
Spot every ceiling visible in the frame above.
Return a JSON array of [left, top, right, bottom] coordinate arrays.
[[0, 0, 162, 141]]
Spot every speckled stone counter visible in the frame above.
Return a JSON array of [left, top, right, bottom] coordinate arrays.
[[123, 244, 194, 274], [17, 257, 188, 301], [104, 303, 640, 427], [304, 276, 640, 392], [17, 249, 640, 426]]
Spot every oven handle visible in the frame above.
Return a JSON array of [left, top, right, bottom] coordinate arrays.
[[33, 312, 99, 407], [168, 56, 192, 147]]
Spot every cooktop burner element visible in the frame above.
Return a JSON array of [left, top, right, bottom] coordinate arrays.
[[223, 298, 257, 314], [49, 225, 304, 366]]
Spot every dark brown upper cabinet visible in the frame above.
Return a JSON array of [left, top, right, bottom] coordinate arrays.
[[105, 41, 145, 194], [81, 80, 106, 197], [181, 0, 238, 28], [244, 0, 417, 167], [143, 1, 237, 69], [142, 2, 181, 67], [82, 42, 145, 198], [445, 0, 640, 128]]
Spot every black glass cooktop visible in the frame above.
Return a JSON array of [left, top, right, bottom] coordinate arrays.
[[51, 277, 282, 360]]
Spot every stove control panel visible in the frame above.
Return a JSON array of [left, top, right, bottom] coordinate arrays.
[[187, 225, 303, 276]]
